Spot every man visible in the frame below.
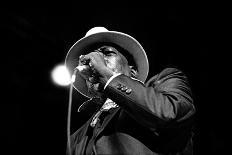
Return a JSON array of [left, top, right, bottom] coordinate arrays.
[[65, 27, 195, 155]]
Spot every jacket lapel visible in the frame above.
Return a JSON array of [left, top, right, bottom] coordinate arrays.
[[94, 107, 121, 138], [72, 103, 121, 154], [75, 99, 121, 143]]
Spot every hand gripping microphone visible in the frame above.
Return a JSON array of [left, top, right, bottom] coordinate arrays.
[[75, 55, 91, 71], [72, 55, 94, 83]]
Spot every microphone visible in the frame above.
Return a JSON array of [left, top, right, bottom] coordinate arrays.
[[75, 55, 92, 72], [75, 65, 90, 72], [72, 55, 96, 83]]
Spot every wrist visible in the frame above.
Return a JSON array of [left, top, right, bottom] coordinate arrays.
[[99, 71, 120, 88], [104, 73, 122, 90], [101, 69, 114, 81]]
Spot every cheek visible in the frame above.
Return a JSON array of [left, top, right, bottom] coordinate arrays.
[[105, 57, 118, 70]]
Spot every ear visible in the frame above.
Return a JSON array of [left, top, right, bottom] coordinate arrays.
[[129, 66, 138, 78]]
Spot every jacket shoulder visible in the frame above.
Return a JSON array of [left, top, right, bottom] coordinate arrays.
[[145, 68, 184, 87]]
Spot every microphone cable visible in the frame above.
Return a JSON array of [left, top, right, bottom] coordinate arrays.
[[67, 69, 77, 155]]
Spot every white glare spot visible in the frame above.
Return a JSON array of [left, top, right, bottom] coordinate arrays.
[[51, 64, 71, 86]]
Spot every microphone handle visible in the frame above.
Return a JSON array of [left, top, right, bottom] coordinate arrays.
[[75, 64, 97, 80], [75, 65, 90, 72]]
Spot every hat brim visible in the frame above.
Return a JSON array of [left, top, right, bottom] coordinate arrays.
[[65, 31, 149, 98]]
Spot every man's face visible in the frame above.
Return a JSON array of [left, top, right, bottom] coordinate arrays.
[[96, 46, 129, 75], [86, 45, 130, 97]]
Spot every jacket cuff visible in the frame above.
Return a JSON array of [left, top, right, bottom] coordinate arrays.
[[103, 73, 122, 89], [103, 74, 145, 107]]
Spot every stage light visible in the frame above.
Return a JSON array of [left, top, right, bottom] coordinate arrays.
[[51, 64, 71, 86]]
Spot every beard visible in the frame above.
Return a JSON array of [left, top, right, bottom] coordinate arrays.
[[86, 77, 104, 98]]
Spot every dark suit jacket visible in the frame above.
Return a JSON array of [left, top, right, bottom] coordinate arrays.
[[68, 68, 195, 155]]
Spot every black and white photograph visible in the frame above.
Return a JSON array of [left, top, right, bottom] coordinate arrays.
[[0, 2, 227, 155]]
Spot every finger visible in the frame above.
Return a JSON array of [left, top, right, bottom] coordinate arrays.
[[79, 55, 85, 60], [84, 52, 105, 67], [82, 53, 93, 60], [85, 52, 100, 58], [84, 53, 97, 64]]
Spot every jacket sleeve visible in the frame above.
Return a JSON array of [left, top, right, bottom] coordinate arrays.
[[103, 68, 195, 130]]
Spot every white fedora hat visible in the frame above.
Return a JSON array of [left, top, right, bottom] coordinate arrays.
[[65, 27, 149, 98]]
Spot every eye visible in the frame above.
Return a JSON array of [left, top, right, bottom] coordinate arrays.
[[100, 47, 117, 56], [105, 51, 116, 56]]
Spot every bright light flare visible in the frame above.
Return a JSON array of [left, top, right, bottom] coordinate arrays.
[[51, 64, 71, 86]]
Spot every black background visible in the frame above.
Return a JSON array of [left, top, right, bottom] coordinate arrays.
[[0, 2, 228, 155]]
